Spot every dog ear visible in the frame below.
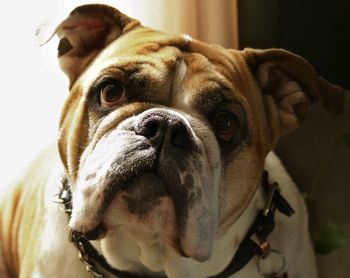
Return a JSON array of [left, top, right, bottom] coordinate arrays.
[[53, 4, 140, 85], [242, 48, 345, 138]]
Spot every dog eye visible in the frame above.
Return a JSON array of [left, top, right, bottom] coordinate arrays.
[[99, 80, 126, 108], [213, 111, 240, 141]]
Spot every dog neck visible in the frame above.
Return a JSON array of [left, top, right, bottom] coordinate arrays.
[[54, 170, 293, 278]]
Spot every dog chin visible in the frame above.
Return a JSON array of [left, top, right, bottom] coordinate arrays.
[[104, 172, 211, 260], [71, 171, 216, 262], [103, 172, 182, 248], [103, 172, 176, 230]]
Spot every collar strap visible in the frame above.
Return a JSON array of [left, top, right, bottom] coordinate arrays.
[[55, 171, 294, 278], [53, 178, 139, 278], [209, 171, 294, 278]]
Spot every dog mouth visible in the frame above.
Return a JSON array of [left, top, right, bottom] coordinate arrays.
[[70, 130, 158, 231], [69, 118, 220, 261]]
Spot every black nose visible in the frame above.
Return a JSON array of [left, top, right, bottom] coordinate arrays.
[[135, 110, 193, 149]]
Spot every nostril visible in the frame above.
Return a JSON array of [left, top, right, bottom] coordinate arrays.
[[135, 116, 162, 139], [141, 122, 159, 138], [135, 112, 193, 149], [171, 125, 192, 149]]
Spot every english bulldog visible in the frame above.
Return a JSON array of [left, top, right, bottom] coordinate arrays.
[[0, 4, 345, 278]]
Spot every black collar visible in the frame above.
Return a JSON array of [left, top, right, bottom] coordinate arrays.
[[208, 171, 294, 278], [55, 171, 294, 278]]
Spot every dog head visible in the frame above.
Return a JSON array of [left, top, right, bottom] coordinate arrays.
[[49, 4, 344, 264]]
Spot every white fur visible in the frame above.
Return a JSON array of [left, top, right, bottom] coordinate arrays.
[[33, 152, 317, 277], [182, 34, 192, 44]]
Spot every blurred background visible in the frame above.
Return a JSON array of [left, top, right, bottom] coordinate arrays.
[[0, 0, 349, 277]]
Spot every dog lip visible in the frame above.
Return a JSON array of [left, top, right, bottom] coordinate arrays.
[[178, 244, 190, 259], [72, 166, 216, 262], [71, 164, 158, 233], [70, 223, 107, 241]]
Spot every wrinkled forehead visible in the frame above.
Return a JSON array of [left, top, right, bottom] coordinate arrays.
[[81, 26, 250, 106], [87, 27, 187, 71]]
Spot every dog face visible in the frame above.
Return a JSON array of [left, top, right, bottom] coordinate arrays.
[[50, 4, 344, 263]]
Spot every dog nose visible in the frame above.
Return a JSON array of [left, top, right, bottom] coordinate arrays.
[[135, 110, 193, 149]]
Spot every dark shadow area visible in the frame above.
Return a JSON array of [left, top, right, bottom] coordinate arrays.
[[238, 1, 350, 277]]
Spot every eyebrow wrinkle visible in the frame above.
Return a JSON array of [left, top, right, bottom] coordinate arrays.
[[171, 58, 187, 102]]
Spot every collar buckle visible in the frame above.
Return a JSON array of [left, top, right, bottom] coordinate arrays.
[[263, 181, 279, 216], [251, 234, 271, 259]]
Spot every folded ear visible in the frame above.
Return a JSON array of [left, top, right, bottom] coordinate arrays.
[[242, 48, 345, 137], [53, 4, 140, 85]]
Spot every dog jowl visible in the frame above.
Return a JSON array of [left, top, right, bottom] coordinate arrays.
[[0, 4, 345, 278]]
